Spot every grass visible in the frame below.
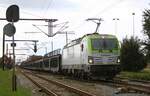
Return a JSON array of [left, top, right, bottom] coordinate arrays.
[[119, 68, 150, 81], [0, 68, 31, 96]]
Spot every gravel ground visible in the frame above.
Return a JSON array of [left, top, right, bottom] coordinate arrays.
[[38, 73, 150, 96], [27, 73, 79, 96], [17, 70, 150, 96], [17, 72, 48, 96]]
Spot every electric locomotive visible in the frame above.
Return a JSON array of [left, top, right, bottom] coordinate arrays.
[[62, 33, 121, 79]]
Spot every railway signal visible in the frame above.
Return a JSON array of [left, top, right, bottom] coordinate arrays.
[[6, 5, 19, 22], [3, 23, 16, 37], [4, 4, 20, 92], [2, 4, 19, 70], [34, 42, 37, 53], [1, 5, 58, 91]]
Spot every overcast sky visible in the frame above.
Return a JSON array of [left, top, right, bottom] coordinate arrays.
[[0, 0, 150, 61]]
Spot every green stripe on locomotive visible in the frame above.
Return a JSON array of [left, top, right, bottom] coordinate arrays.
[[83, 33, 120, 54]]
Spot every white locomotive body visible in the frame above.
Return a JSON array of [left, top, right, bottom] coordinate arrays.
[[62, 33, 120, 79]]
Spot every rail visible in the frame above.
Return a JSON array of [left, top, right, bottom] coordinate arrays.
[[20, 69, 96, 96], [19, 69, 58, 96], [112, 78, 150, 94]]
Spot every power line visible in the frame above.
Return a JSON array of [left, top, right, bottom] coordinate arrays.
[[39, 0, 53, 18], [94, 0, 124, 17], [21, 11, 46, 19], [71, 0, 125, 33], [44, 0, 53, 14]]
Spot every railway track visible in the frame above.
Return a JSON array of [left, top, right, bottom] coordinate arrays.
[[62, 74, 150, 94], [115, 77, 150, 84], [54, 74, 150, 94], [109, 78, 150, 94], [19, 68, 150, 95], [19, 69, 96, 96]]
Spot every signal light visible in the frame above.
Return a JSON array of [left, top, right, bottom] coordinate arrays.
[[34, 45, 37, 53]]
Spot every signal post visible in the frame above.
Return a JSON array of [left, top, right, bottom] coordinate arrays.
[[3, 5, 19, 91]]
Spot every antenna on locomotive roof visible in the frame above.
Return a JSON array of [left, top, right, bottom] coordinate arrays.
[[86, 18, 103, 33]]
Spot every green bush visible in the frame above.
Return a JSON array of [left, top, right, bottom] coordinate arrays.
[[120, 37, 147, 71], [120, 69, 150, 80]]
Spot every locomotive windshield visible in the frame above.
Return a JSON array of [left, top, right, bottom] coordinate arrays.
[[91, 38, 118, 50]]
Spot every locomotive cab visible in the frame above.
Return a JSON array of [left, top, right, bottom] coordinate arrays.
[[81, 33, 121, 78]]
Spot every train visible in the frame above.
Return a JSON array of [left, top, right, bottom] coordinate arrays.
[[21, 33, 121, 79]]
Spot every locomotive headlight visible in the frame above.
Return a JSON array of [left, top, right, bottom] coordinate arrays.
[[89, 59, 93, 64], [88, 57, 94, 64], [117, 57, 120, 63]]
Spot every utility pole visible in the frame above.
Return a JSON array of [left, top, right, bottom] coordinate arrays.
[[51, 41, 53, 53], [12, 34, 16, 91], [57, 31, 75, 44], [2, 31, 5, 70], [32, 19, 58, 37], [48, 20, 53, 37], [86, 18, 103, 33], [64, 31, 74, 45], [31, 22, 74, 52], [66, 32, 68, 44], [6, 44, 8, 56], [132, 13, 135, 37], [113, 18, 119, 35]]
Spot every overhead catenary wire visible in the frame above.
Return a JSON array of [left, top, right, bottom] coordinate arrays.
[[94, 0, 125, 17], [71, 0, 125, 32], [43, 0, 53, 16], [22, 0, 53, 19]]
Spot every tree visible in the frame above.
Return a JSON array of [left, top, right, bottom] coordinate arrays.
[[142, 9, 150, 62], [120, 36, 147, 71]]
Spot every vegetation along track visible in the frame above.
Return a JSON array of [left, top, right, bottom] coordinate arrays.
[[19, 69, 96, 96]]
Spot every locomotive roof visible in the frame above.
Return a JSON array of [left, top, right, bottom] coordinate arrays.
[[82, 33, 117, 39], [63, 33, 117, 48]]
